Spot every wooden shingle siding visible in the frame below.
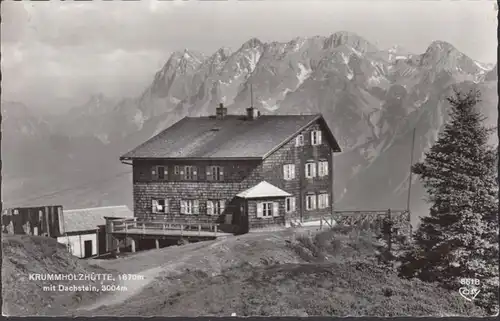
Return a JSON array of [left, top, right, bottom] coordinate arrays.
[[247, 199, 286, 229], [257, 120, 333, 222]]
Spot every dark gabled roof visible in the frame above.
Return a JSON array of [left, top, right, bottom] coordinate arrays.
[[120, 114, 341, 160]]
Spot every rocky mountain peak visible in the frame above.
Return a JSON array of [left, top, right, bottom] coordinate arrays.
[[240, 37, 264, 51], [323, 31, 378, 53]]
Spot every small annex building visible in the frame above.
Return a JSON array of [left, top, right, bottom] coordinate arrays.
[[57, 205, 133, 258]]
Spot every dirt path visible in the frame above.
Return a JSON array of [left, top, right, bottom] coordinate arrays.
[[76, 239, 227, 312]]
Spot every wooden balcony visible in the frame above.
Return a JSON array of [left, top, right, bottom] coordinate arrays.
[[107, 218, 233, 238]]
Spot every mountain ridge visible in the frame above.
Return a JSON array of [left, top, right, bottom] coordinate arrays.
[[3, 32, 497, 220]]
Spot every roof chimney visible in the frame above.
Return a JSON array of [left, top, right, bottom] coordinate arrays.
[[216, 103, 227, 120], [246, 84, 260, 120]]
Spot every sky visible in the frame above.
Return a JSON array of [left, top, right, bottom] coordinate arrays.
[[1, 0, 498, 112]]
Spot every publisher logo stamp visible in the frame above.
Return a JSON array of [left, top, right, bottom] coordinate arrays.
[[459, 278, 481, 302]]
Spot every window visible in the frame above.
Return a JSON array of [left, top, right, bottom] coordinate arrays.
[[283, 164, 296, 180], [152, 166, 168, 180], [295, 134, 304, 147], [318, 193, 329, 209], [285, 197, 296, 213], [174, 166, 180, 175], [182, 166, 197, 180], [318, 161, 329, 177], [152, 199, 169, 213], [257, 202, 278, 218], [305, 162, 317, 178], [207, 200, 226, 215], [207, 166, 224, 181], [180, 200, 199, 214], [306, 194, 317, 211], [311, 130, 322, 146]]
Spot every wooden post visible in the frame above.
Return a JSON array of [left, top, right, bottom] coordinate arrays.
[[125, 222, 128, 233], [131, 238, 136, 253], [180, 224, 184, 236], [387, 209, 392, 254], [198, 224, 201, 236], [134, 217, 138, 228], [320, 217, 323, 230], [155, 239, 160, 249], [116, 239, 120, 253], [142, 223, 146, 234], [214, 224, 218, 237]]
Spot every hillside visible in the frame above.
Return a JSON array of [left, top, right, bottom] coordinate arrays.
[[2, 31, 497, 216], [69, 227, 486, 317], [1, 234, 117, 316]]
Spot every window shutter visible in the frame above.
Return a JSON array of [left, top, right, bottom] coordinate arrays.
[[283, 165, 287, 180], [193, 167, 198, 180], [324, 162, 329, 176], [180, 200, 186, 214], [257, 203, 264, 218], [311, 131, 315, 145], [219, 167, 224, 181], [164, 199, 169, 213], [317, 131, 322, 145], [318, 163, 324, 177], [206, 166, 213, 181], [194, 200, 199, 214], [273, 202, 279, 217], [292, 197, 296, 212], [220, 200, 226, 213], [152, 199, 158, 213], [207, 201, 214, 215], [325, 194, 329, 208], [164, 167, 169, 178], [291, 165, 295, 179], [312, 163, 317, 177], [305, 164, 309, 178], [312, 195, 317, 209], [151, 167, 158, 180]]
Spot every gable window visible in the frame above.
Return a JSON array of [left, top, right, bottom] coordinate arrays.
[[182, 166, 197, 180], [207, 200, 226, 215], [305, 194, 317, 211], [283, 164, 296, 180], [311, 130, 322, 146], [295, 134, 304, 147], [257, 202, 279, 218], [152, 199, 169, 213], [180, 200, 199, 215], [207, 166, 224, 181], [305, 162, 317, 178], [318, 193, 329, 209], [318, 161, 329, 177], [285, 197, 296, 213], [152, 166, 168, 180]]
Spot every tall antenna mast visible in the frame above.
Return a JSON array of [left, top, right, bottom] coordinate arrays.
[[250, 84, 254, 108], [406, 127, 417, 234]]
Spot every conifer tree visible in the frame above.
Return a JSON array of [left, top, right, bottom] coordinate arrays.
[[398, 89, 499, 314]]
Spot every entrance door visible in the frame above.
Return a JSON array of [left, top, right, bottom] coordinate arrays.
[[240, 202, 249, 233], [84, 240, 93, 258]]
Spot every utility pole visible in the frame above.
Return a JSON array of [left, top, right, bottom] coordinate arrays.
[[406, 127, 417, 235]]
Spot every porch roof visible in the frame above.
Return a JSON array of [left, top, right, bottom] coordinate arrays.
[[236, 181, 291, 199]]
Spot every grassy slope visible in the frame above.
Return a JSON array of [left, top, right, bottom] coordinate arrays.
[[78, 227, 485, 317], [1, 234, 118, 316]]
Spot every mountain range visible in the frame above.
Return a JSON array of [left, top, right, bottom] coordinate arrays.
[[2, 31, 497, 224]]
